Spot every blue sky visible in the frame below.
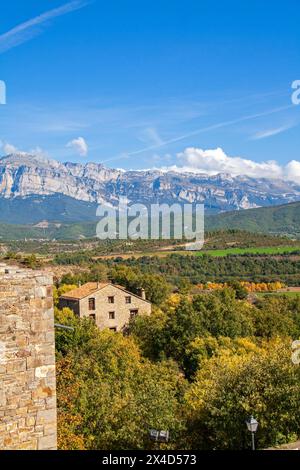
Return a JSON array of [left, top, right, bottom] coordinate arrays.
[[0, 0, 300, 178]]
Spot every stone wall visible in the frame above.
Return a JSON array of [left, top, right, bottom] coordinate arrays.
[[0, 264, 57, 450]]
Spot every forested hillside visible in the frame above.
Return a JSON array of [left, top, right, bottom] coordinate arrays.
[[206, 201, 300, 237], [0, 201, 299, 241]]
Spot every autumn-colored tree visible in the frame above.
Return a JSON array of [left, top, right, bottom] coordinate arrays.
[[185, 338, 300, 449], [55, 312, 187, 450], [54, 288, 300, 450], [56, 357, 86, 450], [130, 290, 256, 375]]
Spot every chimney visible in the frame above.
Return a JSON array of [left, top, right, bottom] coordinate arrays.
[[139, 287, 146, 300]]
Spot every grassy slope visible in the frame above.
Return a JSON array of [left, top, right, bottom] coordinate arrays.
[[0, 222, 97, 241], [205, 201, 300, 236], [0, 195, 98, 224]]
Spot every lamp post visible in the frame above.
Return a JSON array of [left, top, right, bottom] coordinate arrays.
[[246, 416, 258, 450], [149, 429, 169, 449], [54, 323, 75, 331]]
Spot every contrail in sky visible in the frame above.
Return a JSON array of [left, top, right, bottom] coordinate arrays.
[[102, 104, 294, 164], [0, 1, 90, 54]]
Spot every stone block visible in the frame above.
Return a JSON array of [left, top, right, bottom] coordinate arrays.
[[36, 408, 56, 425], [0, 389, 6, 406], [35, 365, 55, 379], [31, 385, 53, 400], [38, 434, 57, 450], [6, 359, 26, 373]]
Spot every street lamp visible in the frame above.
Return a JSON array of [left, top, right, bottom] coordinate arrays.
[[246, 416, 258, 450], [54, 323, 75, 331], [149, 429, 169, 444]]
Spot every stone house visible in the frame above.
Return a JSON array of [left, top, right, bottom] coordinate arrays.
[[59, 282, 151, 331]]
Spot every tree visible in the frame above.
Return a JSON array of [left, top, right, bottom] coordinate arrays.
[[192, 289, 255, 338], [23, 254, 39, 269], [55, 314, 187, 450], [54, 307, 99, 356], [185, 338, 300, 449], [165, 298, 205, 372], [139, 273, 171, 305], [53, 284, 78, 306], [56, 356, 86, 450], [227, 281, 248, 300], [253, 296, 299, 338], [127, 308, 168, 361], [127, 291, 256, 376], [89, 263, 108, 282], [110, 265, 171, 305]]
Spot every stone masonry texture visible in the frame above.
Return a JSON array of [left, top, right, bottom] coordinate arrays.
[[0, 264, 57, 450]]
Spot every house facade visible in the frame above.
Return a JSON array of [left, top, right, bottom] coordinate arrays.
[[59, 282, 151, 331]]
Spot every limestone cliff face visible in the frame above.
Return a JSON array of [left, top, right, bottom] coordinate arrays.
[[1, 153, 300, 213], [0, 154, 121, 202]]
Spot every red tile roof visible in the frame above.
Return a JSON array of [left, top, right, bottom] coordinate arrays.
[[60, 282, 109, 300], [60, 282, 151, 304]]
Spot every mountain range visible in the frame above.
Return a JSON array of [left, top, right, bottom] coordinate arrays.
[[1, 153, 300, 224]]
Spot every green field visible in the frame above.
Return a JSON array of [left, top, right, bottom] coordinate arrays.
[[99, 244, 300, 260], [195, 245, 300, 257]]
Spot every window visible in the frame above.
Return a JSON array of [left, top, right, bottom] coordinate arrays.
[[109, 311, 115, 319], [89, 314, 96, 321], [88, 298, 96, 310], [130, 309, 139, 319], [109, 327, 117, 332], [125, 296, 131, 304], [108, 296, 114, 304]]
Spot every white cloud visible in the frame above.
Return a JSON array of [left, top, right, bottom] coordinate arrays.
[[66, 136, 88, 156], [0, 141, 49, 158], [0, 1, 90, 54], [250, 124, 295, 140], [158, 147, 300, 184], [176, 147, 282, 178], [2, 142, 20, 154], [284, 160, 300, 183], [0, 141, 28, 155]]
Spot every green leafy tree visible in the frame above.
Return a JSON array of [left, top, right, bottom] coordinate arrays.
[[253, 296, 300, 338], [227, 280, 248, 300], [192, 289, 255, 338], [165, 299, 205, 369], [110, 265, 171, 305], [127, 308, 168, 361], [56, 313, 187, 450], [185, 338, 300, 449]]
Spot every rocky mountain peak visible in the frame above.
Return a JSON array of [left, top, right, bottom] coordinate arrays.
[[0, 153, 300, 219]]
